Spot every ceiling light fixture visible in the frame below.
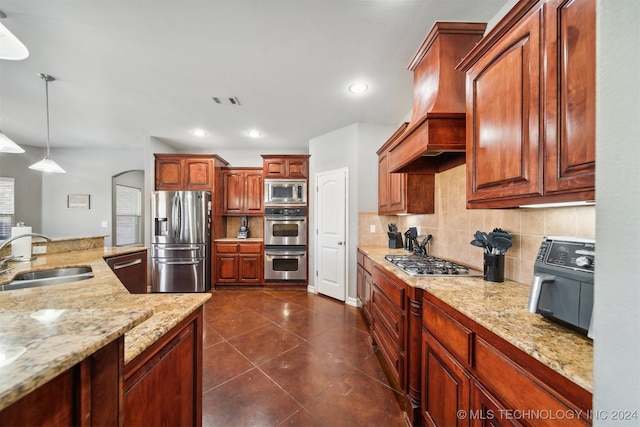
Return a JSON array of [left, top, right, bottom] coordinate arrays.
[[348, 82, 369, 94], [247, 130, 262, 138], [0, 131, 25, 153], [0, 10, 29, 60], [29, 74, 65, 173], [192, 129, 207, 137]]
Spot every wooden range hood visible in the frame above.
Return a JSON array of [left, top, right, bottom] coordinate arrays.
[[388, 22, 486, 174]]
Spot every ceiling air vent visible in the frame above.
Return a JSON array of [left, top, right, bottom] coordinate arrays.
[[212, 96, 241, 106]]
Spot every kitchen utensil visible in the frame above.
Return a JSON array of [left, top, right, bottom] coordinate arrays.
[[491, 228, 513, 241], [492, 236, 513, 254], [474, 230, 491, 252], [470, 239, 487, 251]]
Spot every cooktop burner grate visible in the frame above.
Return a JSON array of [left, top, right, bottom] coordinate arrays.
[[384, 254, 482, 277]]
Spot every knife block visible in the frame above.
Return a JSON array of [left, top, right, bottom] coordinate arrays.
[[388, 232, 403, 249]]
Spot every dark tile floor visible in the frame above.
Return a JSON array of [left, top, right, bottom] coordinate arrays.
[[202, 288, 406, 427]]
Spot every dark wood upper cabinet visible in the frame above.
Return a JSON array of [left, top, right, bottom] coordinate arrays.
[[543, 0, 596, 195], [378, 123, 435, 215], [262, 155, 310, 179], [222, 168, 263, 215], [155, 154, 229, 191], [458, 0, 595, 208]]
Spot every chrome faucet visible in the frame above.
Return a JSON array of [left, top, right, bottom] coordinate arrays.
[[0, 233, 52, 272]]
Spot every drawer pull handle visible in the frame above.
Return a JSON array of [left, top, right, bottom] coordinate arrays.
[[113, 259, 142, 270]]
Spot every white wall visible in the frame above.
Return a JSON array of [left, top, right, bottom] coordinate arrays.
[[309, 122, 396, 302], [0, 145, 44, 231], [593, 0, 640, 422], [41, 146, 145, 247]]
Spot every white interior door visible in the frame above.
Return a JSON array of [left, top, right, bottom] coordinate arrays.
[[316, 168, 348, 301]]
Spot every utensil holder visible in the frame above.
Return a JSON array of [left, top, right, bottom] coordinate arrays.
[[387, 232, 403, 249], [483, 253, 505, 282]]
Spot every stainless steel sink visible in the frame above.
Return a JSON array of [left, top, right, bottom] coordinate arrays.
[[1, 267, 94, 291]]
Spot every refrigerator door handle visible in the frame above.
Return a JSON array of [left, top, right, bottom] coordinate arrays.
[[155, 259, 202, 265], [171, 193, 180, 241]]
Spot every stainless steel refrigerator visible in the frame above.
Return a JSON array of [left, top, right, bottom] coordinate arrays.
[[151, 191, 211, 292]]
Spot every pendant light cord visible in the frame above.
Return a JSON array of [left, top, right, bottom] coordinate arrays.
[[45, 77, 50, 157], [38, 73, 55, 158]]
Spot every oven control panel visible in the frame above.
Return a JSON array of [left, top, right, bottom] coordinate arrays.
[[536, 237, 595, 273], [265, 207, 307, 216]]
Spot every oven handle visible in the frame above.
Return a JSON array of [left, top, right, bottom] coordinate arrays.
[[265, 250, 307, 257], [265, 217, 306, 221]]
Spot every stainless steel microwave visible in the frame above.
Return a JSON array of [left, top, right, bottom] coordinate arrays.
[[264, 179, 307, 206]]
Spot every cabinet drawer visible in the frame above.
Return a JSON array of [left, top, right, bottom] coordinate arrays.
[[372, 288, 404, 349], [475, 337, 590, 427], [363, 255, 375, 274], [423, 300, 473, 366], [372, 322, 403, 386], [357, 250, 365, 267], [238, 243, 262, 254], [215, 243, 239, 254], [372, 266, 405, 309]]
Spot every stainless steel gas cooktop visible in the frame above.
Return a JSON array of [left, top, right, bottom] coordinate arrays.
[[385, 254, 482, 277]]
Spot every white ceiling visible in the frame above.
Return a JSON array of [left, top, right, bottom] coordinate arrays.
[[0, 0, 507, 152]]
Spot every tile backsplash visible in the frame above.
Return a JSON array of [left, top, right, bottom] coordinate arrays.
[[359, 165, 595, 285]]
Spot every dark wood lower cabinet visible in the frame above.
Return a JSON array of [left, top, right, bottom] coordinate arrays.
[[0, 338, 123, 426], [422, 331, 470, 427], [124, 307, 203, 427], [471, 380, 521, 427], [357, 248, 592, 427]]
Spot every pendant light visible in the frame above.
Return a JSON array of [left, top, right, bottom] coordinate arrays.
[[29, 73, 65, 173], [0, 131, 25, 153], [0, 10, 29, 60]]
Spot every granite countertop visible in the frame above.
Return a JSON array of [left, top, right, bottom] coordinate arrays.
[[0, 246, 210, 411], [359, 246, 593, 393], [214, 237, 264, 242]]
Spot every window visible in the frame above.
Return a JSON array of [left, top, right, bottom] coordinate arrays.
[[115, 184, 142, 246], [0, 177, 15, 240]]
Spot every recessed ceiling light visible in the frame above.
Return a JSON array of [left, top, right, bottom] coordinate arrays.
[[192, 129, 207, 137], [247, 129, 262, 138], [348, 82, 368, 94]]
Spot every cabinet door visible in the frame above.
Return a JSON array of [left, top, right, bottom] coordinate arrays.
[[466, 6, 543, 206], [263, 159, 287, 178], [286, 159, 307, 178], [124, 310, 201, 427], [388, 172, 406, 212], [216, 255, 239, 282], [223, 171, 244, 214], [184, 158, 212, 190], [155, 158, 183, 190], [244, 171, 264, 214], [543, 0, 596, 195], [378, 154, 390, 213], [239, 255, 262, 282], [422, 332, 471, 427]]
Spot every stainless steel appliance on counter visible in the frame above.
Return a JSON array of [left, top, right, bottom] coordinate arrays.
[[151, 191, 211, 292], [527, 236, 595, 337], [264, 207, 307, 282], [264, 179, 307, 207]]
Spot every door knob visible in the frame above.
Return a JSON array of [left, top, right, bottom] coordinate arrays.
[[337, 241, 345, 245]]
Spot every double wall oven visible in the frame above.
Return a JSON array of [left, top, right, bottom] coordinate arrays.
[[264, 207, 307, 282]]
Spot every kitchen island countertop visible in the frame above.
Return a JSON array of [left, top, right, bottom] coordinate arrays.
[[359, 245, 593, 393], [0, 246, 210, 411]]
